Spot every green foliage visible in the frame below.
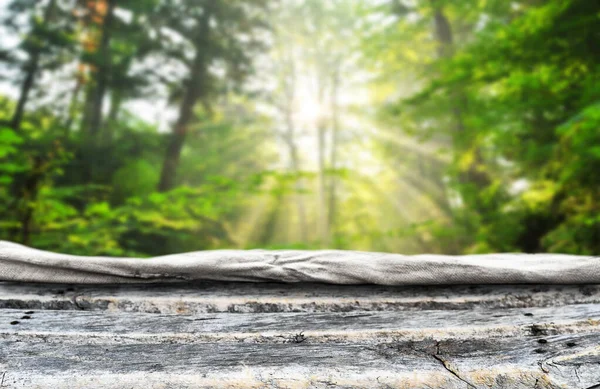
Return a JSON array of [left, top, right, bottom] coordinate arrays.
[[369, 0, 600, 254], [0, 126, 25, 184], [1, 0, 599, 256]]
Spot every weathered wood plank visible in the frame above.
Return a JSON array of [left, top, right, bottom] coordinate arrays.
[[2, 282, 600, 388], [1, 304, 600, 388], [1, 303, 600, 343], [1, 282, 600, 313], [1, 333, 599, 388]]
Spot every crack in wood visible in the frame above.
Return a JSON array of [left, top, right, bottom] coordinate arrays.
[[574, 364, 581, 382], [431, 353, 477, 388], [406, 341, 477, 388]]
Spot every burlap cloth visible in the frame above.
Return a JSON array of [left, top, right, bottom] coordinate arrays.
[[0, 240, 598, 284]]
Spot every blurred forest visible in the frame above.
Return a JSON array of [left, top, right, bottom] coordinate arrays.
[[0, 0, 599, 256]]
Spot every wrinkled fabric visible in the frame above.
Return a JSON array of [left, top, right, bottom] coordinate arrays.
[[0, 240, 599, 285]]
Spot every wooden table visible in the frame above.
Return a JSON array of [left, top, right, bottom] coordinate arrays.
[[1, 282, 599, 388]]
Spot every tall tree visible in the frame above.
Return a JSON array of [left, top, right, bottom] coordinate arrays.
[[68, 0, 158, 184], [84, 0, 116, 137], [1, 0, 75, 131], [0, 0, 76, 244], [270, 35, 309, 241], [11, 0, 58, 131], [298, 0, 359, 245], [430, 1, 492, 211], [155, 0, 272, 192], [327, 65, 341, 229]]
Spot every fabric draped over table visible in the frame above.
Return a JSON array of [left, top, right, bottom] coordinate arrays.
[[0, 241, 598, 285]]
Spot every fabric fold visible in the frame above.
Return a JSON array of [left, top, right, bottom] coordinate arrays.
[[0, 240, 598, 285]]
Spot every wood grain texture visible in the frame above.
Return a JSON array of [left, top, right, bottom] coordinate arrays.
[[1, 328, 600, 388], [1, 282, 600, 388], [1, 282, 600, 313], [1, 304, 600, 343]]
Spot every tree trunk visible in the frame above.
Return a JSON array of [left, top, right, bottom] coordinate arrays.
[[432, 3, 491, 212], [11, 57, 39, 131], [327, 66, 340, 234], [289, 144, 308, 242], [255, 190, 285, 246], [63, 77, 84, 136], [433, 7, 454, 58], [157, 111, 191, 192], [317, 121, 328, 245], [102, 90, 122, 143], [10, 0, 57, 131], [87, 0, 116, 137], [284, 121, 308, 243], [315, 65, 329, 245], [432, 3, 464, 133], [157, 11, 211, 192], [157, 57, 205, 192], [19, 157, 45, 246], [8, 0, 57, 243], [280, 55, 308, 242]]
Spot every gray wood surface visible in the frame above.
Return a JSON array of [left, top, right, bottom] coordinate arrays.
[[1, 282, 600, 313], [1, 282, 600, 388]]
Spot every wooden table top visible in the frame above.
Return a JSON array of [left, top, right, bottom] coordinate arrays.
[[1, 282, 599, 388]]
